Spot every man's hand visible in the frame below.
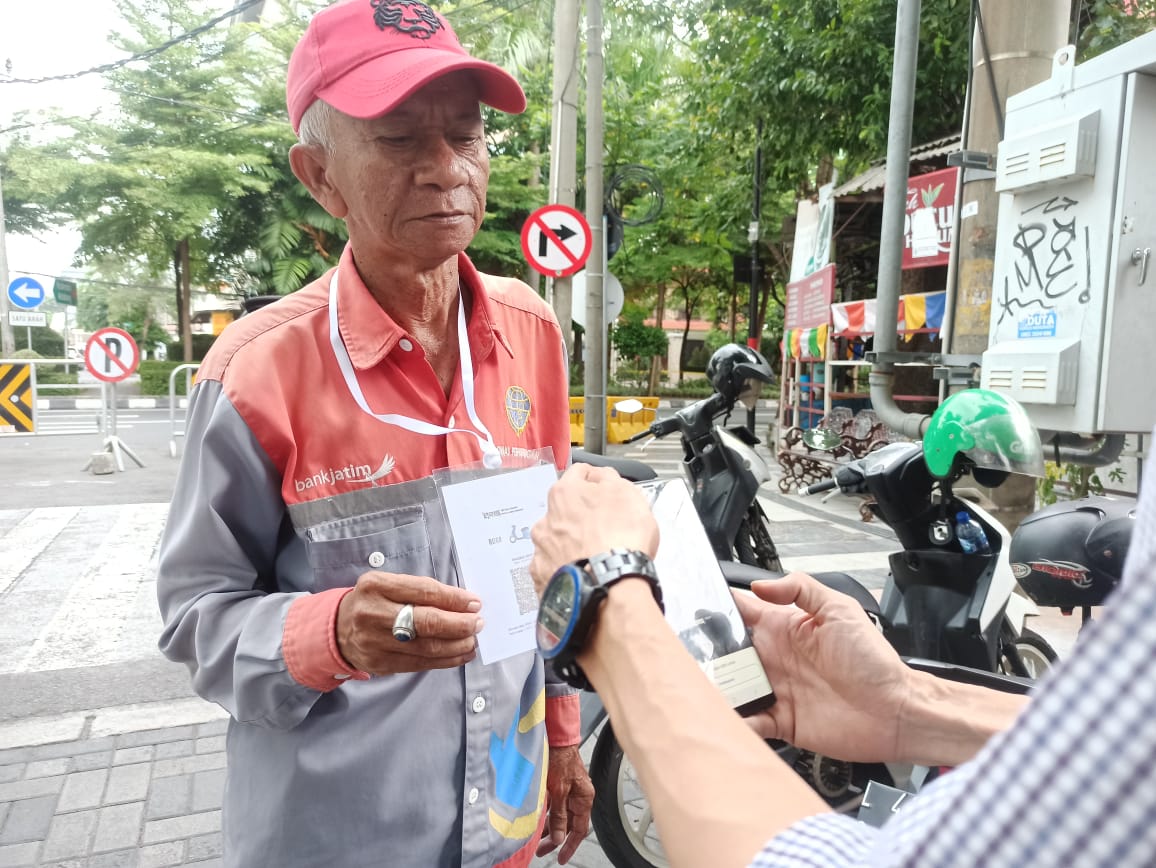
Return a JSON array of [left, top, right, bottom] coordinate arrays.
[[530, 464, 659, 596], [536, 745, 594, 864], [734, 573, 915, 763], [336, 572, 482, 675]]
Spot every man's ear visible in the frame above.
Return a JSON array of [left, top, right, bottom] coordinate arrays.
[[288, 143, 349, 219]]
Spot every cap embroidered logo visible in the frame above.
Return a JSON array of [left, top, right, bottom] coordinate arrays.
[[371, 0, 443, 38]]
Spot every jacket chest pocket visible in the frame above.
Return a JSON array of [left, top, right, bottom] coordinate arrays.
[[302, 506, 435, 592]]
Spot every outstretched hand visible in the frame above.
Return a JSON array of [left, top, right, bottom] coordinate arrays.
[[734, 573, 915, 763]]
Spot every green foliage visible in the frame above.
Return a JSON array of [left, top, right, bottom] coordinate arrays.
[[1037, 461, 1128, 506], [166, 334, 218, 363], [1078, 1, 1156, 61], [612, 307, 669, 364], [9, 328, 67, 358], [138, 361, 196, 396]]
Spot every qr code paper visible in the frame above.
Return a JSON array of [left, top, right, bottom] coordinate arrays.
[[511, 565, 538, 615]]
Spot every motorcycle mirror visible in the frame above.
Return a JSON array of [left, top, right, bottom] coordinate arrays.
[[613, 398, 645, 415]]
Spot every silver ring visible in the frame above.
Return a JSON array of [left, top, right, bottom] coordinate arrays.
[[392, 604, 417, 643]]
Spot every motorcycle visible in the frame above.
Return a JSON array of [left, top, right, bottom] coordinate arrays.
[[620, 343, 783, 572], [579, 389, 1063, 868]]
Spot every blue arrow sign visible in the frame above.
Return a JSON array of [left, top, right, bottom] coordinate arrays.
[[7, 277, 46, 311]]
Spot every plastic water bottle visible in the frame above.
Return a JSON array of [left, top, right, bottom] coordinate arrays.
[[955, 511, 991, 554]]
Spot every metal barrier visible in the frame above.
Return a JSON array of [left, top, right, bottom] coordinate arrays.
[[0, 357, 100, 435], [168, 364, 200, 457]]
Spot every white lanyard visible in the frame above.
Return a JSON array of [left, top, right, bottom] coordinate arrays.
[[328, 271, 502, 469]]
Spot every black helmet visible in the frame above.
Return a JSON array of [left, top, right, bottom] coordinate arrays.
[[706, 343, 775, 409], [1009, 495, 1135, 609]]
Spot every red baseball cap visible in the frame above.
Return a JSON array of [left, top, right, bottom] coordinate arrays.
[[286, 0, 527, 133]]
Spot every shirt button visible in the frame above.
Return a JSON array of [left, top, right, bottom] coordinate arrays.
[[368, 551, 385, 568], [334, 673, 351, 681], [468, 787, 479, 805], [448, 415, 456, 427], [399, 338, 414, 352], [472, 696, 486, 713]]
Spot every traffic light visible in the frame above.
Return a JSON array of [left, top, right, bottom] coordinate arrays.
[[53, 278, 78, 306]]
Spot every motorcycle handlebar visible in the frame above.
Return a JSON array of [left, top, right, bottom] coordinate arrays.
[[800, 479, 838, 496]]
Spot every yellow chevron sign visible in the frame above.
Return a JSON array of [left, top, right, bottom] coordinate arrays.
[[0, 364, 34, 434]]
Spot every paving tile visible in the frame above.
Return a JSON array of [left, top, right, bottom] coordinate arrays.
[[70, 751, 113, 773], [25, 738, 116, 762], [0, 766, 22, 785], [88, 849, 141, 867], [57, 769, 108, 812], [40, 809, 97, 862], [23, 758, 70, 780], [112, 747, 153, 767], [187, 832, 222, 862], [105, 764, 151, 805], [0, 775, 64, 804], [114, 727, 196, 750], [191, 770, 224, 813], [141, 810, 221, 846], [145, 776, 191, 821], [152, 742, 193, 761], [151, 754, 225, 780], [92, 802, 144, 853], [0, 841, 40, 867], [194, 736, 224, 755], [138, 840, 185, 868], [195, 721, 227, 739], [0, 794, 57, 845]]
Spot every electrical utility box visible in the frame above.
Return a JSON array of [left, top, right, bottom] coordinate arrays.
[[982, 34, 1156, 436]]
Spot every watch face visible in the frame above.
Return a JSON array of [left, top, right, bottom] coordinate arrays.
[[537, 565, 581, 659]]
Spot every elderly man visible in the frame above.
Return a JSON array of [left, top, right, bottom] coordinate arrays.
[[156, 2, 590, 866]]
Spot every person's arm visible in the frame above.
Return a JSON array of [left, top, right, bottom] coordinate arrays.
[[736, 575, 1028, 767], [579, 579, 829, 868], [531, 465, 829, 868]]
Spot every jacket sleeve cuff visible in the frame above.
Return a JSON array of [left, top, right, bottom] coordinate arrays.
[[545, 693, 582, 747], [283, 587, 371, 692]]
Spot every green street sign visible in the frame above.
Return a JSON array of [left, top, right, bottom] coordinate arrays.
[[53, 278, 78, 306]]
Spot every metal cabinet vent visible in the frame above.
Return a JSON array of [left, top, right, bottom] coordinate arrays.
[[996, 111, 1099, 193], [981, 339, 1081, 405]]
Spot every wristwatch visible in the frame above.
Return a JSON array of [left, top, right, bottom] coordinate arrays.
[[536, 548, 663, 690]]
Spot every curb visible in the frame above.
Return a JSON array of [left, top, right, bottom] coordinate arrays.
[[37, 397, 190, 411]]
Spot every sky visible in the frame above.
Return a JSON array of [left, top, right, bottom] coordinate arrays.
[[1, 0, 125, 282], [1, 0, 243, 287]]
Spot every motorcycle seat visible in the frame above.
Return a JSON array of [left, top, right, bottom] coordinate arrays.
[[721, 562, 883, 621]]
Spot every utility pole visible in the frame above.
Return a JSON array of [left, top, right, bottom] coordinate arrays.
[[949, 0, 1070, 357], [0, 168, 15, 357], [582, 0, 606, 454], [746, 119, 763, 433], [948, 0, 1069, 529], [549, 0, 580, 359]]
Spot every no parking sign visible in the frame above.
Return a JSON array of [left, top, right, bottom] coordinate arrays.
[[85, 328, 140, 383], [520, 205, 593, 277]]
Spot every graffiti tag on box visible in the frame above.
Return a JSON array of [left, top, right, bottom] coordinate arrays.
[[997, 195, 1091, 327]]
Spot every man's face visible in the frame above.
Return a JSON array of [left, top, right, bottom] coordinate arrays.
[[318, 72, 489, 269]]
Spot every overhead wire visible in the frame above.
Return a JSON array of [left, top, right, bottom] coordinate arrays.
[[0, 0, 265, 85]]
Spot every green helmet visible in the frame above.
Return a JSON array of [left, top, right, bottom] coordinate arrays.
[[922, 389, 1045, 479]]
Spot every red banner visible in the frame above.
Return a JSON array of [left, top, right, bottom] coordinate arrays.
[[902, 167, 958, 270], [784, 264, 835, 330]]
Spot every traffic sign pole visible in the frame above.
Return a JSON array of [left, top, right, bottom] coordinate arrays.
[[81, 327, 144, 473]]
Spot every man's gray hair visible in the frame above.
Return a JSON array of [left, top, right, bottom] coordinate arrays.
[[298, 100, 336, 152]]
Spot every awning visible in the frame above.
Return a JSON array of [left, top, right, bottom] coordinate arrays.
[[830, 291, 946, 340]]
